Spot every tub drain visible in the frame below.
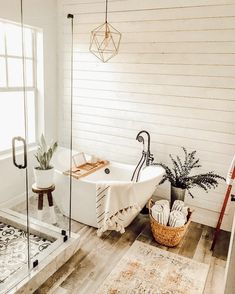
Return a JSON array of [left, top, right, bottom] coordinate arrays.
[[104, 168, 110, 174]]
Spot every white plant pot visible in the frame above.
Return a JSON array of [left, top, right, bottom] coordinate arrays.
[[34, 167, 55, 189]]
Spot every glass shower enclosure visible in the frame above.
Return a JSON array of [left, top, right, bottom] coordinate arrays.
[[0, 1, 75, 292]]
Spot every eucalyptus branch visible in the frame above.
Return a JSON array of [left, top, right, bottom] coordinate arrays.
[[154, 147, 225, 198]]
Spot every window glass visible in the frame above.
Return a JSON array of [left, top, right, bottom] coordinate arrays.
[[0, 91, 35, 152], [24, 28, 33, 58], [0, 22, 4, 55], [7, 58, 23, 87], [26, 91, 36, 142], [0, 57, 6, 87], [7, 58, 34, 87], [26, 59, 33, 87], [0, 19, 37, 152], [0, 91, 24, 151], [5, 23, 22, 56]]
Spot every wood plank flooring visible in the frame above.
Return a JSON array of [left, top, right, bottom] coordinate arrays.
[[34, 214, 230, 294]]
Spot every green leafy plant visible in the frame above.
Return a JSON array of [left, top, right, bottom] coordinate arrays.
[[155, 147, 225, 198], [35, 134, 58, 170]]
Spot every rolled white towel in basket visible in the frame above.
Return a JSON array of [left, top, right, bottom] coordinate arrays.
[[169, 210, 186, 227], [151, 200, 170, 225], [172, 200, 188, 217], [156, 199, 170, 208]]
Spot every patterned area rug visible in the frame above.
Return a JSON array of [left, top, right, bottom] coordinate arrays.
[[96, 240, 209, 294], [0, 222, 52, 284]]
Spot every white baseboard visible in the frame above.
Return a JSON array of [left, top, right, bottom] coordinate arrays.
[[190, 205, 232, 232]]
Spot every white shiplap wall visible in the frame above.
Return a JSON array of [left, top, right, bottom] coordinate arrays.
[[58, 0, 235, 230]]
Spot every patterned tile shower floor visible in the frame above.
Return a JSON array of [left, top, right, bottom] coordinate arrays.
[[0, 222, 52, 284]]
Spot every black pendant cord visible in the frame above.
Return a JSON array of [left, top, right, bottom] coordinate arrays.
[[67, 14, 74, 238], [105, 0, 108, 23], [20, 0, 30, 270]]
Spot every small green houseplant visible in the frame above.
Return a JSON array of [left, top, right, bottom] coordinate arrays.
[[34, 134, 58, 188], [155, 147, 225, 205]]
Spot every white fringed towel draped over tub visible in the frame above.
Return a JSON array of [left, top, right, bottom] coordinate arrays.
[[96, 181, 141, 236]]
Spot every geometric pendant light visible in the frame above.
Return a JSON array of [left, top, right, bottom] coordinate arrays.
[[89, 0, 121, 62]]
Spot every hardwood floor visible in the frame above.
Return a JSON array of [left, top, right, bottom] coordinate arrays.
[[35, 214, 230, 294]]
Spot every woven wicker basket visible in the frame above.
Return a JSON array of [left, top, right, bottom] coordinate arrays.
[[149, 199, 192, 247]]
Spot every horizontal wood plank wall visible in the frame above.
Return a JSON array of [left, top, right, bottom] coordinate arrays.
[[58, 0, 235, 231]]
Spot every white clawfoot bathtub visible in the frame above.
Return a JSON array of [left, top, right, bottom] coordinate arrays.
[[52, 148, 164, 228]]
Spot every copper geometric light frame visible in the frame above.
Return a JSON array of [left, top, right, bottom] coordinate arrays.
[[89, 0, 121, 62]]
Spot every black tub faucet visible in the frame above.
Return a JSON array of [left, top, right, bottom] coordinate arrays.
[[136, 130, 154, 166], [131, 130, 154, 182]]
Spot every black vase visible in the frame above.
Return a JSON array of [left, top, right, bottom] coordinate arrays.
[[170, 185, 186, 207]]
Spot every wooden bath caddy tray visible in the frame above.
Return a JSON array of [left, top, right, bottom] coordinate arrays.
[[64, 160, 109, 180]]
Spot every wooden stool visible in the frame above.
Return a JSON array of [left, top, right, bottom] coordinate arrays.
[[32, 184, 57, 224]]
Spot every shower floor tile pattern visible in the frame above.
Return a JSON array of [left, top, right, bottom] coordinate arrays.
[[0, 222, 52, 284]]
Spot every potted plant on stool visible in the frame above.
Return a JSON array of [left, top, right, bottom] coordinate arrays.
[[155, 147, 225, 206], [34, 134, 58, 188]]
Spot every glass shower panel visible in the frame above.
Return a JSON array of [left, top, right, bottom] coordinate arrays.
[[0, 0, 74, 291], [0, 0, 30, 292], [21, 0, 72, 272]]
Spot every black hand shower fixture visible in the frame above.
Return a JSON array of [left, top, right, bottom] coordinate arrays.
[[131, 130, 154, 182]]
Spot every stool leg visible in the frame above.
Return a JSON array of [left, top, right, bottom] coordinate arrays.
[[47, 192, 56, 224], [38, 194, 44, 221]]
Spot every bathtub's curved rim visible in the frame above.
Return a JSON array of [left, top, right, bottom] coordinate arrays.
[[54, 158, 165, 185], [78, 160, 132, 184], [79, 162, 165, 184]]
